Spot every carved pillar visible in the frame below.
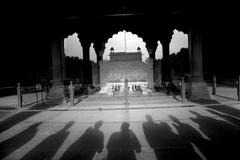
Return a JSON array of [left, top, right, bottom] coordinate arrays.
[[81, 40, 92, 85], [49, 34, 65, 97], [188, 26, 210, 99]]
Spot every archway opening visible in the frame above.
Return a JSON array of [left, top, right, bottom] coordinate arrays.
[[64, 33, 97, 83], [100, 30, 155, 93], [103, 30, 149, 62], [169, 29, 189, 78], [155, 40, 163, 60]]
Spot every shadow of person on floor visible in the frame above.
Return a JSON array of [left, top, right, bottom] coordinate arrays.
[[0, 111, 41, 133], [142, 114, 200, 160], [169, 115, 213, 160], [189, 110, 240, 160], [60, 120, 104, 160], [189, 98, 240, 118], [106, 122, 141, 160], [0, 122, 42, 159], [20, 121, 75, 160], [142, 114, 165, 160], [206, 109, 240, 127]]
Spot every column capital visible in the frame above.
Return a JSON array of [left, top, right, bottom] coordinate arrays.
[[145, 40, 158, 60], [79, 39, 91, 48], [159, 29, 173, 46], [159, 36, 171, 46], [94, 42, 105, 62], [94, 42, 105, 54]]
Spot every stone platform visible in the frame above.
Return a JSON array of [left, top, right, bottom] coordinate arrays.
[[99, 81, 150, 95]]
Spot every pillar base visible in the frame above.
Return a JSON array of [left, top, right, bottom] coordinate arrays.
[[49, 82, 65, 97], [187, 78, 210, 100]]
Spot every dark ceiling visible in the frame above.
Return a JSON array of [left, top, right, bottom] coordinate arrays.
[[0, 0, 239, 84], [4, 0, 237, 24]]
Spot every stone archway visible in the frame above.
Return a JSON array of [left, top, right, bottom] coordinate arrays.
[[102, 30, 150, 62]]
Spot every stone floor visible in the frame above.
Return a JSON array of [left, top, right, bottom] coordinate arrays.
[[0, 87, 240, 160]]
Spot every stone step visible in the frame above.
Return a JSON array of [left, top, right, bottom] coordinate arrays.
[[77, 97, 178, 106], [88, 91, 169, 97], [81, 96, 173, 102]]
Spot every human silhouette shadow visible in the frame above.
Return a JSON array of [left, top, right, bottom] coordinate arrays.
[[20, 121, 75, 160], [142, 115, 200, 160], [207, 109, 240, 127], [106, 122, 141, 160], [189, 110, 240, 159], [60, 120, 104, 160], [0, 111, 41, 133], [0, 122, 42, 159], [169, 115, 214, 160], [189, 98, 240, 118]]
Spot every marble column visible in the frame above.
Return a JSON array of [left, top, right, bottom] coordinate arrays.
[[49, 34, 65, 97], [188, 27, 210, 99]]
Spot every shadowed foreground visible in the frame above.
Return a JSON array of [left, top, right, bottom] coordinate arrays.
[[0, 99, 240, 160]]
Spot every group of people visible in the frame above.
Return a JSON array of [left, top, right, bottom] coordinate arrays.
[[131, 84, 143, 94], [112, 85, 121, 95]]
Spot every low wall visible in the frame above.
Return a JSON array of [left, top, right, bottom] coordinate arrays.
[[99, 60, 153, 92]]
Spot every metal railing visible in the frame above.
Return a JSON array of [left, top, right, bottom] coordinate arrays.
[[0, 83, 51, 109], [17, 83, 50, 108], [211, 75, 240, 101]]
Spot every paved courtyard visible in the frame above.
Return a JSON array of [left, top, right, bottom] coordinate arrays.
[[0, 86, 240, 160]]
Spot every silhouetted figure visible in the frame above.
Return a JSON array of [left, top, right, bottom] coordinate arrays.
[[166, 81, 174, 95], [189, 110, 240, 160], [0, 122, 42, 160], [142, 115, 162, 153], [60, 120, 104, 160], [143, 115, 179, 160], [124, 79, 129, 105], [169, 115, 209, 160], [143, 114, 200, 160], [132, 85, 135, 92], [0, 111, 41, 133], [207, 109, 240, 127], [106, 122, 141, 160], [161, 82, 166, 89], [21, 121, 75, 160], [84, 85, 89, 97], [204, 102, 240, 118]]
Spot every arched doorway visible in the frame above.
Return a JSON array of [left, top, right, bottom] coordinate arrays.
[[99, 30, 154, 95]]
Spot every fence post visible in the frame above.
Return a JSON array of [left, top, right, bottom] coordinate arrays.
[[17, 83, 22, 108], [238, 75, 240, 101], [124, 79, 129, 105], [180, 77, 186, 103], [35, 85, 38, 104], [69, 81, 74, 106], [46, 84, 49, 96], [212, 75, 216, 95], [41, 88, 43, 104]]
